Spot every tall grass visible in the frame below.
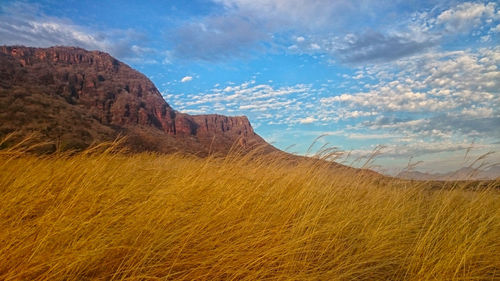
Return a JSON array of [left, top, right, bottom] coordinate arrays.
[[0, 143, 499, 280]]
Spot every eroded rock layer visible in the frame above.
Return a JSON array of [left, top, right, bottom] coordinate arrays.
[[0, 46, 270, 154]]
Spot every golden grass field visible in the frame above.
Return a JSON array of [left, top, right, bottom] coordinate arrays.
[[0, 141, 499, 280]]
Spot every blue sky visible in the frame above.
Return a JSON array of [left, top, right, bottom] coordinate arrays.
[[1, 0, 499, 174]]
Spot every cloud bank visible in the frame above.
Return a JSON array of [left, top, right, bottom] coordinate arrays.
[[0, 2, 151, 60]]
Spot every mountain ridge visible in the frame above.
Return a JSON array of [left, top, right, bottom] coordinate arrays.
[[0, 45, 271, 155], [397, 166, 500, 181]]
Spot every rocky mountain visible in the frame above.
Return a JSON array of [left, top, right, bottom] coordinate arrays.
[[0, 46, 272, 155]]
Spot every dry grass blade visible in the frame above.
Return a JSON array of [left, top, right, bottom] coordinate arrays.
[[0, 142, 498, 280]]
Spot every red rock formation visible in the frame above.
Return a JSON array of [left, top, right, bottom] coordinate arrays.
[[0, 46, 271, 154]]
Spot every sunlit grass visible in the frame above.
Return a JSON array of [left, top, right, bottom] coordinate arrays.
[[0, 141, 499, 280]]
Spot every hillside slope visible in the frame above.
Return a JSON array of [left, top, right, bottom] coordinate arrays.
[[0, 46, 271, 154]]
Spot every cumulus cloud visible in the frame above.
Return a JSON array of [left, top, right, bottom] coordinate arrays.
[[320, 46, 500, 142], [461, 106, 494, 118], [166, 46, 500, 163], [346, 133, 399, 140], [357, 141, 480, 158], [436, 2, 498, 33], [169, 81, 312, 124], [309, 43, 321, 50], [277, 5, 442, 63], [181, 76, 193, 83], [0, 2, 151, 60], [170, 46, 500, 146], [298, 116, 317, 124]]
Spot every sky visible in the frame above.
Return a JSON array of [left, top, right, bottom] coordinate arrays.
[[1, 0, 499, 174]]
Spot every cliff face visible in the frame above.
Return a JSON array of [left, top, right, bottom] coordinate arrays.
[[1, 46, 177, 132], [0, 46, 268, 154]]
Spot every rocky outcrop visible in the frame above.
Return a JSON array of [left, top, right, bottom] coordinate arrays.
[[1, 46, 176, 130], [0, 46, 271, 154]]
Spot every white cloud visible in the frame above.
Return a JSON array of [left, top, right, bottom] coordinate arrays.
[[173, 1, 499, 63], [181, 76, 193, 83], [166, 47, 500, 164], [492, 24, 500, 32], [171, 14, 269, 60], [310, 43, 321, 50], [182, 0, 438, 61], [436, 2, 498, 33], [280, 2, 498, 64], [170, 81, 312, 124], [322, 47, 500, 113], [298, 116, 317, 124], [316, 46, 500, 147], [0, 2, 151, 60], [327, 29, 437, 63], [1, 17, 106, 50], [213, 0, 368, 29], [480, 35, 491, 42], [346, 133, 398, 140], [348, 141, 485, 159], [461, 106, 494, 118]]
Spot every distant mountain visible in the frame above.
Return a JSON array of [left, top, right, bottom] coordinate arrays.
[[0, 46, 273, 155], [397, 166, 500, 181]]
